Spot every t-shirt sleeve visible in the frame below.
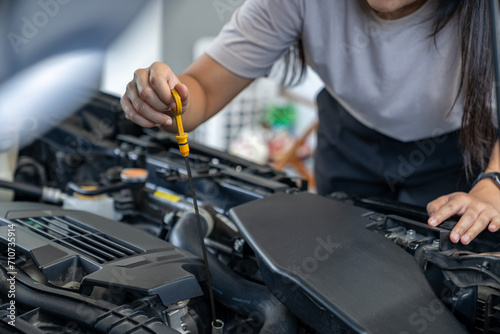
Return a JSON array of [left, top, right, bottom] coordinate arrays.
[[206, 0, 304, 79]]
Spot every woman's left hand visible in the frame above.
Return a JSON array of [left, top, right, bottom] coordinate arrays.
[[427, 180, 500, 244]]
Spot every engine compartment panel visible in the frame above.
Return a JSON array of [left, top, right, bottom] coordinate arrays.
[[230, 192, 468, 333]]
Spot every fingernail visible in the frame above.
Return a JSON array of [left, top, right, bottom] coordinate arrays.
[[165, 118, 172, 125], [170, 102, 177, 110], [490, 224, 498, 232], [428, 217, 437, 226], [462, 235, 470, 244], [450, 232, 460, 243]]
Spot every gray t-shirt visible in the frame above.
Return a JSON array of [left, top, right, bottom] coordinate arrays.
[[206, 0, 462, 141]]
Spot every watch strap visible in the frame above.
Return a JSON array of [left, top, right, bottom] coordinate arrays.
[[472, 172, 500, 189]]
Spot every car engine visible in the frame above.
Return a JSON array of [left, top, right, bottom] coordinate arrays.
[[0, 92, 499, 334]]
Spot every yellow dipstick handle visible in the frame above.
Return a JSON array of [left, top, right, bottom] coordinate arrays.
[[171, 89, 189, 157]]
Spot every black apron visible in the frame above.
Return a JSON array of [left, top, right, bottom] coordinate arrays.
[[314, 88, 470, 206]]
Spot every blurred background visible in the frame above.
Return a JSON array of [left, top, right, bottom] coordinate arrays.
[[0, 0, 323, 190]]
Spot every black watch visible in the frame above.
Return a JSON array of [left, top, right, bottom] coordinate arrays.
[[472, 172, 500, 189]]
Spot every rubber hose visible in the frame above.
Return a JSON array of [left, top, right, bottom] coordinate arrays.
[[0, 267, 177, 334], [15, 156, 47, 186], [259, 302, 298, 334], [0, 267, 106, 330], [0, 180, 43, 198], [169, 210, 297, 334]]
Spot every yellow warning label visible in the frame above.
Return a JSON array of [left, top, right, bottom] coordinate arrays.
[[153, 190, 181, 203]]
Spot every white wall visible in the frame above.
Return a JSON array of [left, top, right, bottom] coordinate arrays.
[[100, 0, 239, 96], [100, 0, 163, 97], [162, 1, 237, 73]]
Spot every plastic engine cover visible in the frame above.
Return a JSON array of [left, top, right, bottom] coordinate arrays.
[[0, 202, 204, 306], [229, 192, 467, 334]]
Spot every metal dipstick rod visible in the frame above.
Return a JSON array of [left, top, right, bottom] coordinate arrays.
[[171, 89, 223, 333]]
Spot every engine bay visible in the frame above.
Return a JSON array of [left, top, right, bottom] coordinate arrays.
[[0, 92, 499, 333]]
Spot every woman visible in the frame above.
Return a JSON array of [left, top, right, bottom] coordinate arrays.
[[121, 0, 500, 245]]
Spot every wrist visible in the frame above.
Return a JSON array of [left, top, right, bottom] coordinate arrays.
[[470, 173, 500, 205], [471, 172, 500, 190]]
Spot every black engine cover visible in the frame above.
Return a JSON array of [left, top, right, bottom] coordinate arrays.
[[0, 202, 204, 306], [229, 192, 467, 334]]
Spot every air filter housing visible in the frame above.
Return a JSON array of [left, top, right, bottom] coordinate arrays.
[[0, 202, 204, 306]]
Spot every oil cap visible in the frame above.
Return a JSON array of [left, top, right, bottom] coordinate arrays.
[[120, 168, 148, 183]]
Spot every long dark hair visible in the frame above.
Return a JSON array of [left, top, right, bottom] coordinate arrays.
[[284, 1, 496, 178], [433, 0, 495, 177]]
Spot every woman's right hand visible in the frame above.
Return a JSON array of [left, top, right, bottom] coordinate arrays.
[[120, 61, 189, 128]]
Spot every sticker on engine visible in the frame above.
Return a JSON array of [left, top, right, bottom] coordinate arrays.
[[153, 190, 181, 203]]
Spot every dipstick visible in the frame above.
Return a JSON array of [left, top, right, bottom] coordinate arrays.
[[171, 89, 221, 331]]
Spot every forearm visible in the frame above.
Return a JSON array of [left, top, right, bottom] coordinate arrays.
[[160, 54, 254, 134], [484, 140, 500, 173]]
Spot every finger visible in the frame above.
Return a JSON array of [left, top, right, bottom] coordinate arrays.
[[460, 209, 494, 245], [127, 83, 172, 125], [149, 62, 180, 110], [120, 96, 130, 118], [427, 193, 468, 227], [489, 216, 500, 232], [174, 83, 190, 113], [427, 195, 451, 219], [121, 96, 157, 128], [449, 206, 481, 243], [133, 68, 170, 112]]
